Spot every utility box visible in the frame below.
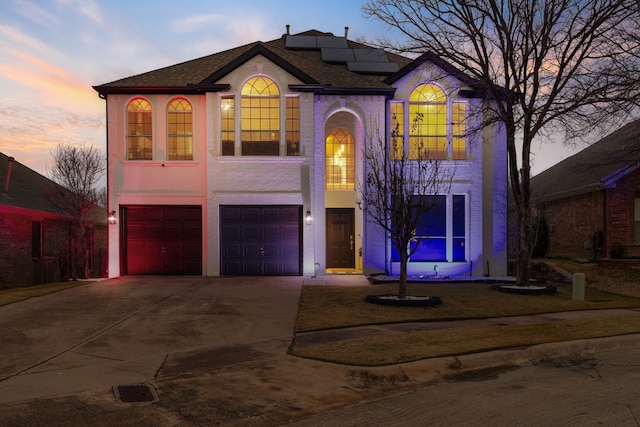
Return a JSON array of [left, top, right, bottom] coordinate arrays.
[[573, 273, 585, 301]]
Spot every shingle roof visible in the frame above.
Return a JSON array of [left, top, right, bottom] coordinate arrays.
[[0, 153, 106, 223], [530, 118, 640, 202], [0, 153, 62, 213], [93, 29, 418, 95]]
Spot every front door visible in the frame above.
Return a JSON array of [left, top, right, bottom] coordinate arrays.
[[326, 208, 355, 269]]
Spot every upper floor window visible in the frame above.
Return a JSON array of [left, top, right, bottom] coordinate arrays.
[[391, 83, 467, 160], [221, 96, 235, 156], [167, 98, 193, 160], [127, 98, 152, 160], [326, 128, 355, 190], [241, 76, 280, 156], [221, 76, 300, 157], [286, 96, 300, 156], [410, 83, 447, 160]]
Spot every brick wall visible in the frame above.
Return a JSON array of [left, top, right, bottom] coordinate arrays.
[[0, 212, 33, 287], [539, 190, 605, 258], [606, 168, 640, 256]]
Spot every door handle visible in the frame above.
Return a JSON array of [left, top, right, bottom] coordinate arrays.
[[349, 235, 354, 251], [259, 246, 264, 255]]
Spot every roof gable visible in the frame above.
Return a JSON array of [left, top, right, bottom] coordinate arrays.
[[200, 43, 318, 85], [0, 153, 63, 214], [93, 29, 415, 96], [531, 118, 640, 201]]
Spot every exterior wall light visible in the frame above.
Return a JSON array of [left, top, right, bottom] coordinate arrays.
[[108, 210, 116, 224], [305, 210, 312, 225]]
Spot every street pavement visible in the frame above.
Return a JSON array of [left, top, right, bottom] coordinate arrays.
[[0, 275, 638, 426]]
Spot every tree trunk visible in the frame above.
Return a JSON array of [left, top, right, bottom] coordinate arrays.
[[517, 186, 531, 286], [398, 252, 408, 299]]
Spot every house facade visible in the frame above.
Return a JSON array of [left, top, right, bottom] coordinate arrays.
[[530, 118, 640, 259], [94, 28, 507, 278], [0, 153, 107, 287]]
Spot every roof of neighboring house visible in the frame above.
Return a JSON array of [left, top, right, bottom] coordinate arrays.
[[93, 29, 481, 97], [0, 153, 62, 214], [531, 118, 640, 202], [0, 153, 106, 223]]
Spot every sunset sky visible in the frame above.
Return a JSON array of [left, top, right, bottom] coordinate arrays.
[[0, 0, 588, 178]]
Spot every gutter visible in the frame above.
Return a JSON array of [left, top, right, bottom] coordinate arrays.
[[288, 84, 396, 99], [93, 83, 231, 97]]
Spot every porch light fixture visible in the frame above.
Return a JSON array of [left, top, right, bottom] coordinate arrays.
[[108, 210, 116, 224], [305, 210, 312, 225]]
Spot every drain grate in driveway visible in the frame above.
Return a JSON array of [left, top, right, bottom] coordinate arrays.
[[113, 384, 159, 403]]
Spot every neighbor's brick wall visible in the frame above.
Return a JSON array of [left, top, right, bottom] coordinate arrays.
[[0, 212, 33, 288], [539, 190, 605, 258], [606, 168, 640, 256]]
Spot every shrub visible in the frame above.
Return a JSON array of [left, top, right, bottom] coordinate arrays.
[[609, 243, 625, 259]]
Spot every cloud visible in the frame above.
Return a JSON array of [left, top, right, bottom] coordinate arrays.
[[55, 0, 104, 26], [0, 104, 105, 176], [174, 14, 280, 57], [0, 23, 57, 56], [171, 14, 225, 33], [0, 49, 102, 109], [10, 0, 61, 28]]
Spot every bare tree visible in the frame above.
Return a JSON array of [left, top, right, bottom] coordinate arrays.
[[358, 120, 453, 299], [46, 144, 106, 279], [364, 0, 640, 285]]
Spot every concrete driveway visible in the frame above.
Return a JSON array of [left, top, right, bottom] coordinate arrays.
[[0, 275, 303, 404]]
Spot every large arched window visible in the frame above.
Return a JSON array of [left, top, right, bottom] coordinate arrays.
[[325, 128, 355, 190], [167, 98, 193, 160], [127, 98, 152, 160], [409, 84, 447, 160], [241, 76, 280, 155]]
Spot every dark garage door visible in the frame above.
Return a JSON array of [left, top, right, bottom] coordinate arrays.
[[220, 205, 301, 276], [124, 205, 202, 275]]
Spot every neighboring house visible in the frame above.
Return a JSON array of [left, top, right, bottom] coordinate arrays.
[[0, 153, 107, 287], [530, 118, 640, 259], [93, 28, 507, 278]]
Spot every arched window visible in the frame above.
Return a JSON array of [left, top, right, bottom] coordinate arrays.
[[241, 76, 280, 155], [409, 84, 447, 160], [127, 98, 152, 160], [167, 98, 193, 160], [325, 128, 355, 190]]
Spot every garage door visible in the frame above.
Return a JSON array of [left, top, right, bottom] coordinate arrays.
[[124, 205, 202, 275], [220, 205, 301, 276]]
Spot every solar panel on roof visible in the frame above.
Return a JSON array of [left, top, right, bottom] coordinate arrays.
[[316, 37, 348, 49], [347, 61, 400, 74], [285, 36, 318, 49], [321, 48, 356, 63], [353, 49, 388, 63]]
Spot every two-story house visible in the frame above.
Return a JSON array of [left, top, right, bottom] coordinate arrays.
[[93, 28, 507, 279]]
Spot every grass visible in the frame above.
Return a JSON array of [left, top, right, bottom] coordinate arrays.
[[294, 281, 640, 332], [292, 313, 640, 365], [291, 261, 640, 365], [0, 280, 91, 306]]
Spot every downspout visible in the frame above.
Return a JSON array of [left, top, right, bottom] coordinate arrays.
[[4, 156, 14, 194], [603, 187, 607, 257]]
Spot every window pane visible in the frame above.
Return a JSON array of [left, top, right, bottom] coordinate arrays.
[[127, 99, 152, 160], [241, 77, 280, 156], [453, 195, 465, 261], [221, 96, 235, 156], [325, 128, 355, 190], [409, 84, 447, 160], [286, 97, 300, 156], [390, 102, 404, 160], [453, 102, 467, 160], [167, 98, 193, 160]]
